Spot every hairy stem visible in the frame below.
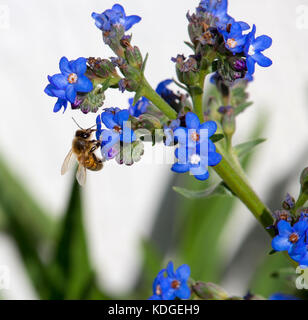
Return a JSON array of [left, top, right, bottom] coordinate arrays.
[[142, 80, 177, 120]]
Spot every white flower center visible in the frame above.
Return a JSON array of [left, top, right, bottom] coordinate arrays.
[[227, 38, 237, 49], [248, 45, 255, 56], [190, 154, 201, 165], [68, 73, 78, 84]]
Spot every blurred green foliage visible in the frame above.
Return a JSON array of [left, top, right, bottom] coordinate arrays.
[[0, 114, 303, 300]]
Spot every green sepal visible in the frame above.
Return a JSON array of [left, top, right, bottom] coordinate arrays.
[[210, 134, 224, 143]]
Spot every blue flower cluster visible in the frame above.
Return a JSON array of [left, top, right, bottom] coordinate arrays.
[[272, 214, 308, 268], [171, 112, 222, 181], [128, 97, 150, 118], [197, 0, 272, 77], [92, 4, 141, 32], [150, 262, 191, 300], [45, 57, 93, 113]]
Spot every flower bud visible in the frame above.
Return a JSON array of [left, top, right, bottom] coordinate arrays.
[[172, 55, 200, 86], [88, 58, 118, 79], [300, 167, 308, 195], [220, 106, 236, 138], [192, 282, 229, 300], [79, 85, 105, 114], [125, 46, 143, 69]]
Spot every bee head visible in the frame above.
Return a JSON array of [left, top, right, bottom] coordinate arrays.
[[75, 129, 92, 140]]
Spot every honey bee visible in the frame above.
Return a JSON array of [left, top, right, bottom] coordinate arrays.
[[61, 119, 104, 186]]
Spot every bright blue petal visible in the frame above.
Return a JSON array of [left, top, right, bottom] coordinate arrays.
[[71, 57, 87, 75], [199, 121, 217, 137], [239, 21, 250, 31], [65, 85, 76, 103], [75, 75, 93, 93], [115, 109, 130, 127], [175, 264, 190, 281], [44, 84, 56, 97], [246, 56, 256, 75], [272, 236, 291, 252], [112, 4, 125, 15], [166, 262, 175, 277], [176, 283, 191, 300], [59, 56, 71, 74], [124, 15, 142, 31], [171, 163, 190, 174], [294, 221, 308, 235], [101, 112, 118, 129], [277, 220, 292, 236], [186, 112, 200, 129], [156, 79, 173, 95], [252, 52, 272, 67], [253, 35, 272, 51], [194, 171, 210, 181], [50, 74, 68, 90], [53, 99, 67, 113], [208, 152, 222, 166], [149, 295, 162, 300]]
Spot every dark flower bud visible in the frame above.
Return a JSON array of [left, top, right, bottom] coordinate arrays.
[[79, 85, 105, 114], [172, 55, 200, 86], [282, 193, 295, 210], [120, 35, 132, 48], [87, 58, 118, 78]]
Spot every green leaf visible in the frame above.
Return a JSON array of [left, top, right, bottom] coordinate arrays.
[[235, 102, 253, 115], [141, 53, 149, 73], [52, 177, 93, 299], [173, 182, 233, 200], [210, 134, 225, 143], [184, 41, 195, 51], [190, 86, 204, 96], [234, 138, 266, 159]]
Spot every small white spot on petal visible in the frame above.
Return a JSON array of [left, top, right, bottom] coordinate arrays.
[[190, 154, 201, 165]]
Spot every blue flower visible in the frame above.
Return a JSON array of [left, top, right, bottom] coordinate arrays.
[[272, 220, 308, 256], [92, 4, 141, 32], [156, 79, 180, 107], [128, 97, 150, 118], [98, 108, 136, 144], [220, 22, 248, 54], [149, 262, 191, 300], [171, 112, 222, 181], [164, 119, 181, 146], [244, 25, 272, 75], [45, 57, 93, 111], [269, 293, 300, 300]]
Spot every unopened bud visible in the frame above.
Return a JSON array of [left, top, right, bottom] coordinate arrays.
[[192, 282, 229, 300], [220, 106, 236, 138]]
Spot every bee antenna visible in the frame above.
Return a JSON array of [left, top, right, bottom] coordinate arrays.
[[72, 117, 84, 130]]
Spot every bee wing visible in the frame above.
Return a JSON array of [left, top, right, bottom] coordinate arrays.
[[61, 149, 76, 175], [76, 164, 87, 186]]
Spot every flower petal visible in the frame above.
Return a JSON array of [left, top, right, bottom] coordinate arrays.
[[124, 15, 142, 31], [171, 163, 190, 174], [101, 112, 118, 129], [246, 56, 256, 75], [277, 220, 292, 236], [71, 57, 87, 75], [199, 121, 217, 137], [252, 52, 272, 67], [186, 112, 200, 129], [59, 56, 71, 74], [175, 264, 190, 281], [65, 85, 76, 103], [208, 152, 222, 166], [50, 74, 68, 90], [176, 283, 191, 300], [253, 35, 272, 51], [272, 235, 291, 252], [166, 261, 175, 277], [75, 75, 93, 93]]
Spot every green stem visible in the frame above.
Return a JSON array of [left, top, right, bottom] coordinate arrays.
[[214, 145, 274, 236], [293, 192, 308, 216], [191, 70, 206, 122], [142, 80, 177, 120]]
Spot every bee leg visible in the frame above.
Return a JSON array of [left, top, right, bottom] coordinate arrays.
[[89, 140, 101, 152]]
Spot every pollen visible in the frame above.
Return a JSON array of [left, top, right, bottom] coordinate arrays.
[[190, 154, 201, 165], [289, 233, 299, 244], [156, 285, 162, 296], [171, 280, 181, 290], [227, 38, 237, 49], [190, 132, 200, 142], [68, 73, 78, 84]]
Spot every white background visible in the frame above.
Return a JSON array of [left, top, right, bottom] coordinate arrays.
[[0, 0, 308, 299]]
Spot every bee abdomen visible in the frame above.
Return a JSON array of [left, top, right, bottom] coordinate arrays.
[[85, 155, 103, 172]]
